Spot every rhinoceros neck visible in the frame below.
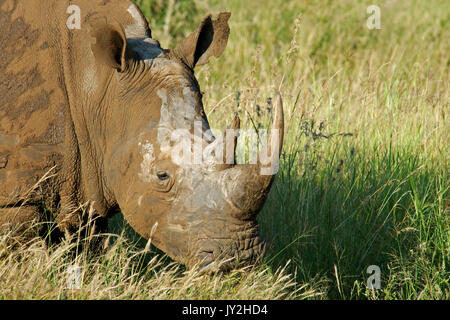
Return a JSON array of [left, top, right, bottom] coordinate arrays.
[[55, 0, 148, 216], [58, 1, 163, 217]]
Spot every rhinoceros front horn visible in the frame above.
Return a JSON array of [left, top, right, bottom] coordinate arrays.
[[225, 93, 284, 219]]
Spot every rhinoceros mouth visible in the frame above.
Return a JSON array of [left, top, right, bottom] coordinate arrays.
[[196, 234, 266, 271]]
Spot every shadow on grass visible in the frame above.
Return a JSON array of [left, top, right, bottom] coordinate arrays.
[[107, 213, 185, 276], [259, 138, 448, 299]]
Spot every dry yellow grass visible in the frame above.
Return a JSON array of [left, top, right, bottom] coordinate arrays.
[[0, 218, 321, 299]]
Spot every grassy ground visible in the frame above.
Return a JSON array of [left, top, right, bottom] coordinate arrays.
[[1, 0, 448, 299]]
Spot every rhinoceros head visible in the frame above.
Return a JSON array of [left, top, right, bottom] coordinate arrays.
[[90, 12, 284, 270]]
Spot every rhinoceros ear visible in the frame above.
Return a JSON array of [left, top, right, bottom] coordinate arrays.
[[90, 21, 129, 72], [172, 12, 231, 69]]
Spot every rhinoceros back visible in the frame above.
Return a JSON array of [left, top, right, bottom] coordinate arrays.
[[0, 0, 68, 205]]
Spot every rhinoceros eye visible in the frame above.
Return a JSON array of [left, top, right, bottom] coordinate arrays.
[[156, 171, 170, 181]]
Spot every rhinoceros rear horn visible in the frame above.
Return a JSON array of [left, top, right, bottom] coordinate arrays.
[[90, 19, 128, 72], [223, 93, 284, 219], [171, 12, 231, 69]]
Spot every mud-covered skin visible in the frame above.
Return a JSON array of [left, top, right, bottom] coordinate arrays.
[[0, 0, 64, 206], [0, 0, 283, 269], [0, 0, 145, 227]]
